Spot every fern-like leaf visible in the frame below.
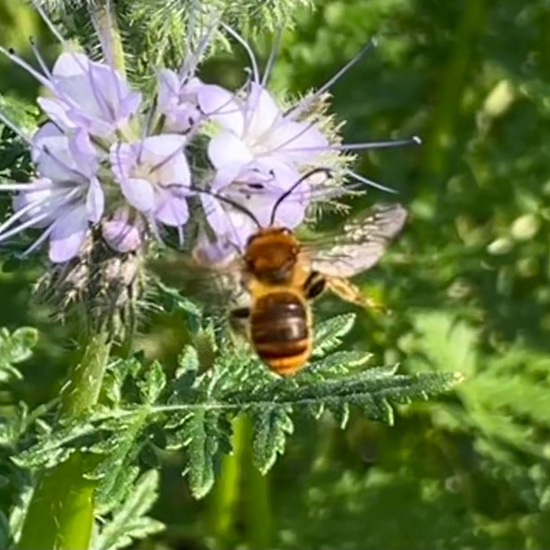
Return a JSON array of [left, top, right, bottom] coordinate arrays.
[[95, 470, 164, 550]]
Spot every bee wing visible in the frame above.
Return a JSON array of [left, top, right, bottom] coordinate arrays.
[[307, 203, 407, 278]]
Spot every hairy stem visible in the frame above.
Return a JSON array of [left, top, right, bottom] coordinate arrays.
[[89, 0, 127, 77], [18, 331, 112, 550]]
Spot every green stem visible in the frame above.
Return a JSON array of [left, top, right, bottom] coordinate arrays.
[[208, 415, 248, 547], [61, 332, 111, 418], [18, 331, 112, 550], [242, 418, 272, 550], [90, 0, 127, 77], [207, 415, 273, 549]]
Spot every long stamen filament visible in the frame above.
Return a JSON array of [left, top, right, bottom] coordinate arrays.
[[30, 0, 67, 44], [29, 37, 52, 77], [286, 38, 378, 120], [19, 221, 57, 256], [281, 136, 422, 153], [345, 168, 397, 194], [0, 211, 52, 243], [261, 26, 284, 88], [0, 46, 52, 90], [221, 22, 260, 84]]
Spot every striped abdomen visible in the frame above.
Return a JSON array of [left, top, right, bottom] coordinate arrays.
[[250, 291, 311, 376]]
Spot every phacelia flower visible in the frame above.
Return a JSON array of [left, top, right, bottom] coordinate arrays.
[[0, 15, 202, 263], [2, 48, 142, 140], [202, 159, 310, 249], [193, 25, 419, 257], [0, 124, 103, 262], [198, 81, 328, 178], [110, 135, 191, 232], [157, 70, 204, 134], [0, 4, 418, 283]]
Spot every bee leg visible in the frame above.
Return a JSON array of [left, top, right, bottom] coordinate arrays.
[[303, 271, 327, 300], [326, 276, 389, 313], [229, 307, 251, 336]]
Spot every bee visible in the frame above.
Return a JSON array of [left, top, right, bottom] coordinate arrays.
[[193, 169, 408, 376]]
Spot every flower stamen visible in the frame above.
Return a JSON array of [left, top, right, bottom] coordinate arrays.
[[286, 38, 378, 120], [29, 36, 52, 77]]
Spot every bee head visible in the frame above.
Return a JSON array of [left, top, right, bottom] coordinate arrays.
[[245, 227, 300, 284]]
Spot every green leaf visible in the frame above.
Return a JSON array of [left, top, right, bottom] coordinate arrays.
[[95, 470, 165, 550], [312, 314, 356, 357], [0, 510, 10, 550], [0, 327, 39, 384], [183, 410, 231, 499], [138, 362, 167, 404], [307, 350, 372, 375], [412, 312, 477, 376], [0, 95, 38, 130], [250, 405, 294, 474]]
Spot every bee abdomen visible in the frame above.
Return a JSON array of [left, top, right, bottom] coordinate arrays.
[[250, 292, 311, 376]]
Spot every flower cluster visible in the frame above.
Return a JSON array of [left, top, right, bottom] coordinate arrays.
[[0, 15, 418, 266]]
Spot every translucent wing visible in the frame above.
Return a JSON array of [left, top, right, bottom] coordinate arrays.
[[307, 203, 407, 278]]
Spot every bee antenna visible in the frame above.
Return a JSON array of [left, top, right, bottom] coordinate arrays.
[[269, 167, 332, 226], [214, 192, 262, 229], [184, 185, 262, 229]]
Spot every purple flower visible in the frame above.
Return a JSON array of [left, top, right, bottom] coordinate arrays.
[[157, 70, 204, 134], [0, 10, 419, 270], [2, 47, 142, 139], [201, 159, 309, 249], [0, 123, 104, 262], [198, 82, 328, 182], [110, 135, 191, 231]]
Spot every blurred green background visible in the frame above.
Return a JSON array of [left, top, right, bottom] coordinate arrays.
[[2, 0, 550, 548]]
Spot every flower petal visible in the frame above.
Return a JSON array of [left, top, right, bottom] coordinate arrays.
[[244, 82, 282, 137], [197, 84, 245, 135], [208, 132, 254, 171], [49, 52, 141, 138], [120, 178, 156, 213], [37, 97, 76, 131], [48, 205, 88, 263], [86, 178, 105, 223], [268, 120, 329, 162], [68, 129, 99, 178], [32, 124, 95, 184], [155, 192, 189, 226]]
